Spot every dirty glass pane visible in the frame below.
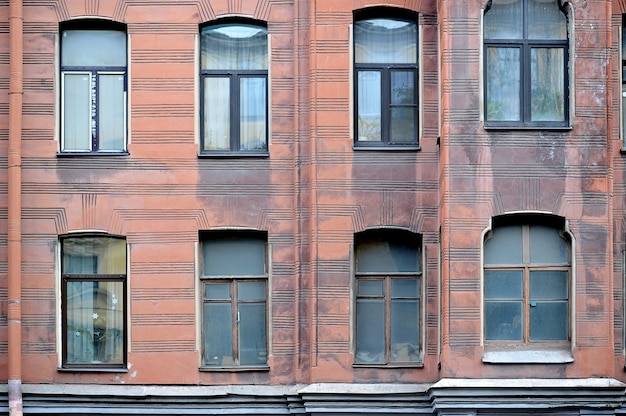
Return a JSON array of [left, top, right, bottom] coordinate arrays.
[[391, 299, 419, 361], [528, 0, 567, 40], [203, 234, 266, 276], [63, 73, 91, 151], [392, 278, 419, 298], [203, 303, 233, 366], [484, 270, 522, 299], [531, 47, 564, 122], [204, 283, 231, 300], [66, 281, 124, 365], [62, 30, 126, 67], [485, 301, 523, 340], [238, 302, 267, 365], [530, 270, 568, 299], [484, 224, 522, 265], [357, 71, 381, 142], [98, 74, 125, 151], [358, 279, 383, 296], [529, 225, 568, 264], [486, 47, 521, 122], [356, 231, 421, 273], [390, 107, 416, 142], [238, 281, 265, 301], [240, 77, 267, 151], [355, 18, 417, 64], [484, 0, 522, 39], [391, 71, 416, 104], [355, 298, 385, 363], [529, 301, 568, 340], [201, 24, 267, 70], [203, 77, 230, 150], [63, 236, 126, 275]]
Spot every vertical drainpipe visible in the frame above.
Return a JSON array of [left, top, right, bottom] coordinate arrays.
[[7, 0, 23, 415]]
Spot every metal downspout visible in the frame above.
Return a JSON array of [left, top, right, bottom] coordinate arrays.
[[7, 0, 23, 414]]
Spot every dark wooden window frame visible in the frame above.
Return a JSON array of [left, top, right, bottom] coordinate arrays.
[[483, 0, 570, 129], [353, 9, 420, 149], [484, 223, 571, 345], [60, 236, 127, 370], [199, 20, 269, 156], [59, 20, 128, 154]]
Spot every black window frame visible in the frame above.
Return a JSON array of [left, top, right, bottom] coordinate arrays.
[[621, 14, 626, 148], [483, 0, 570, 129], [199, 19, 269, 156], [353, 229, 423, 366], [200, 230, 269, 369], [60, 234, 127, 370], [483, 215, 571, 346], [59, 20, 128, 154], [353, 8, 420, 149]]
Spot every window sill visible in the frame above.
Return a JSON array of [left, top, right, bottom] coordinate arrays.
[[58, 367, 128, 373], [57, 151, 129, 157], [620, 147, 626, 155], [198, 151, 269, 158], [199, 365, 269, 372], [483, 345, 573, 364], [353, 144, 421, 151], [483, 124, 572, 132], [353, 362, 424, 369]]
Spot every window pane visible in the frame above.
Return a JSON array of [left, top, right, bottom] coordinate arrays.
[[391, 299, 419, 361], [483, 0, 523, 39], [528, 0, 567, 40], [240, 77, 267, 151], [203, 77, 230, 151], [203, 234, 266, 276], [203, 302, 233, 366], [63, 237, 126, 275], [201, 24, 268, 70], [62, 30, 126, 67], [529, 224, 568, 264], [392, 278, 419, 298], [205, 283, 231, 300], [485, 301, 523, 341], [530, 301, 568, 340], [530, 270, 568, 299], [238, 281, 265, 301], [355, 231, 421, 273], [63, 73, 91, 151], [98, 74, 125, 151], [484, 224, 522, 265], [357, 71, 381, 142], [486, 47, 521, 122], [66, 281, 124, 365], [391, 71, 416, 105], [358, 279, 383, 297], [355, 18, 417, 64], [238, 302, 267, 365], [531, 47, 564, 122], [355, 299, 385, 363], [484, 270, 523, 299], [390, 107, 416, 142]]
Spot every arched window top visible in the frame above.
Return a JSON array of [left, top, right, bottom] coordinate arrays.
[[200, 20, 268, 70], [484, 0, 567, 40], [355, 229, 422, 273], [61, 235, 127, 275], [354, 8, 417, 64], [60, 20, 127, 67]]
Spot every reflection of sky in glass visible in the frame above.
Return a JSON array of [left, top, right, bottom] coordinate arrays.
[[365, 18, 411, 30], [212, 25, 264, 39]]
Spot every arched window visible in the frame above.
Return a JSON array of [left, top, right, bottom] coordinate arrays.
[[483, 0, 569, 128], [200, 20, 268, 154], [60, 20, 127, 153], [353, 9, 419, 147], [484, 216, 571, 344], [354, 229, 422, 365]]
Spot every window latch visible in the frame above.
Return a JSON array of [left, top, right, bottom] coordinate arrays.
[[529, 301, 537, 307], [237, 309, 240, 323]]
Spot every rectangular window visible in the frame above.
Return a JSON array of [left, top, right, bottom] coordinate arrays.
[[60, 23, 127, 153], [200, 22, 268, 155], [354, 10, 419, 148], [201, 231, 268, 368], [61, 236, 127, 369], [622, 15, 626, 145], [354, 230, 422, 365]]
